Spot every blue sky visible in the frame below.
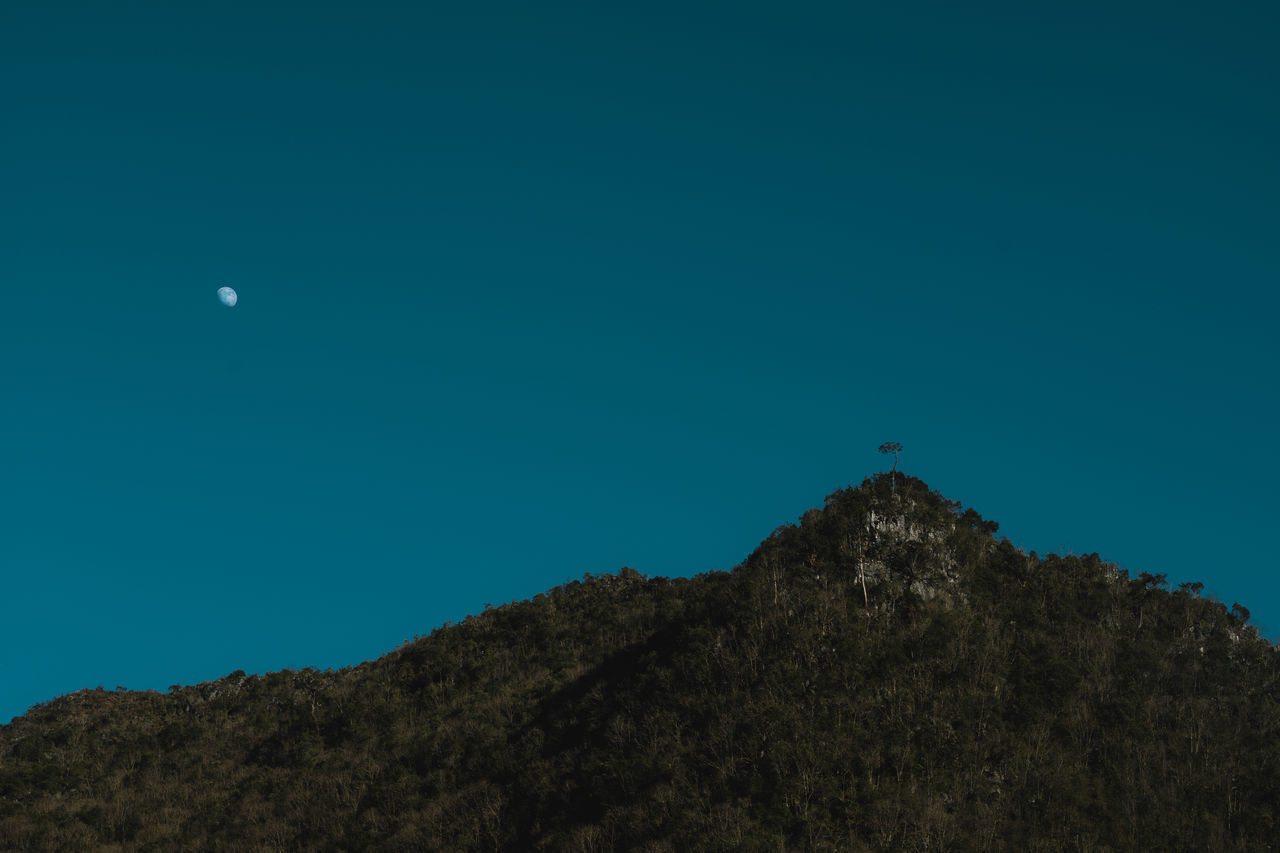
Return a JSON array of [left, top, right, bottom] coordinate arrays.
[[2, 0, 1277, 723]]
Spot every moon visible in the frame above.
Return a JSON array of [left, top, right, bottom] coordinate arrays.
[[216, 286, 238, 308]]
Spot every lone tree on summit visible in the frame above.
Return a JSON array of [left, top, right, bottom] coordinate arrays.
[[879, 441, 904, 492], [879, 442, 903, 473]]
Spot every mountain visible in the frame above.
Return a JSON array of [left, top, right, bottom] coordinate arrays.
[[2, 474, 1278, 851]]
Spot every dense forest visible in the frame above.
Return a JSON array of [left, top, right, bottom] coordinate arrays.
[[2, 474, 1278, 851]]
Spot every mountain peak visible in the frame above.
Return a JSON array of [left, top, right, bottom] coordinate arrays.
[[3, 475, 1277, 850]]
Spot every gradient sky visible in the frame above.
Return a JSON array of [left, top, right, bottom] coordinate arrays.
[[3, 1, 1277, 723]]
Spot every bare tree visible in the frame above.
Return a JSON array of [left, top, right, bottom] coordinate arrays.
[[841, 527, 873, 615]]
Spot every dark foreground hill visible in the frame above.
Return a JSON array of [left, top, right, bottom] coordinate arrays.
[[3, 474, 1278, 851]]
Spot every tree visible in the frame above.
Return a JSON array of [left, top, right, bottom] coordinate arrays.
[[1230, 603, 1251, 625], [878, 442, 903, 473], [879, 442, 903, 491]]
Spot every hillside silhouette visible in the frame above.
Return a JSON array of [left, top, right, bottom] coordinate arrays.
[[2, 474, 1277, 850]]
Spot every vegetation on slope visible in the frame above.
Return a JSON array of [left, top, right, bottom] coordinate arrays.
[[2, 474, 1277, 851]]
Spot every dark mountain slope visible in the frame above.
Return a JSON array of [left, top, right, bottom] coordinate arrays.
[[3, 474, 1278, 851]]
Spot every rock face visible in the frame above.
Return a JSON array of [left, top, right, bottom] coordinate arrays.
[[778, 481, 972, 615], [864, 504, 964, 606]]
